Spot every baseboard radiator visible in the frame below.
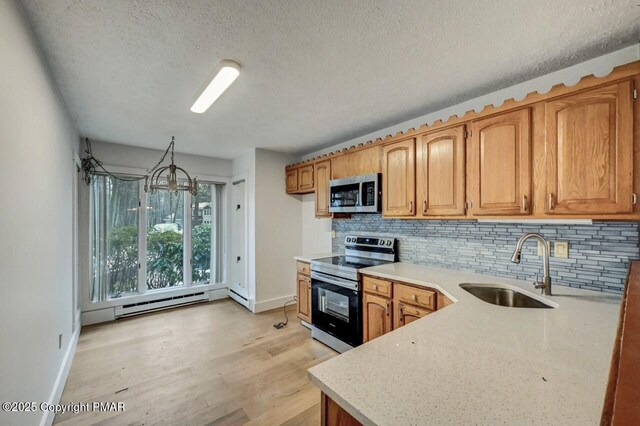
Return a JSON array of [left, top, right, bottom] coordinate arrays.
[[114, 292, 209, 318]]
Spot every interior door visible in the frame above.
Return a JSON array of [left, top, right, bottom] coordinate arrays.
[[469, 108, 531, 215], [417, 125, 466, 216], [229, 178, 248, 302], [545, 81, 634, 214]]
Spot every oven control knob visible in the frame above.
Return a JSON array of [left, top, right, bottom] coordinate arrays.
[[387, 240, 392, 246], [378, 240, 384, 246]]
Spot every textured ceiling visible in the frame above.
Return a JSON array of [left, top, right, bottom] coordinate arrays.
[[21, 0, 640, 159]]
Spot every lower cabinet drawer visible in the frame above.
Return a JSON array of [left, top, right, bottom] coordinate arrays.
[[297, 261, 310, 275], [362, 275, 393, 298], [395, 283, 436, 310], [395, 302, 432, 328]]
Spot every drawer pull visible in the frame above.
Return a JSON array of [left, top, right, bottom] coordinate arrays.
[[411, 294, 417, 302], [373, 284, 378, 291]]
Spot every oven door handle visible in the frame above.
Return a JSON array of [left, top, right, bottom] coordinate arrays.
[[311, 271, 358, 291]]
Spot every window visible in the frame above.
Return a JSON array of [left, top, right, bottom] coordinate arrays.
[[89, 175, 225, 302], [90, 176, 139, 301], [191, 183, 212, 284], [146, 188, 185, 290]]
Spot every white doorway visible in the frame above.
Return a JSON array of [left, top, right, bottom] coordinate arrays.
[[228, 176, 249, 308]]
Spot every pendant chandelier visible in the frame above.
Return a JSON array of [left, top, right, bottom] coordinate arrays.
[[144, 137, 198, 196], [81, 136, 197, 196]]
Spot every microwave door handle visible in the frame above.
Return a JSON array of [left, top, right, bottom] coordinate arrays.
[[357, 182, 363, 207]]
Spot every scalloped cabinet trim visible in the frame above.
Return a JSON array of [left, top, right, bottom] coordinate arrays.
[[286, 61, 640, 220]]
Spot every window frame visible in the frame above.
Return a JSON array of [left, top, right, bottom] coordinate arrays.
[[84, 165, 229, 310]]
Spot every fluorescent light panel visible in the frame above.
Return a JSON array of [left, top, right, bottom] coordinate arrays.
[[191, 60, 240, 113]]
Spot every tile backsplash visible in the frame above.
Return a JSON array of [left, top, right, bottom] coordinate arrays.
[[332, 215, 639, 294]]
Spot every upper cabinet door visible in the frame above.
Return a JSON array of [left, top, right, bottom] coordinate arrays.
[[545, 81, 634, 214], [298, 165, 314, 191], [416, 126, 466, 216], [383, 138, 416, 217], [314, 160, 332, 217], [469, 109, 531, 216], [286, 168, 298, 193]]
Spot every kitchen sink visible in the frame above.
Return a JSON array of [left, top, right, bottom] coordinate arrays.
[[459, 283, 554, 309]]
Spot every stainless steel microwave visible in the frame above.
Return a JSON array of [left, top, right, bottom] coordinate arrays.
[[329, 173, 381, 213]]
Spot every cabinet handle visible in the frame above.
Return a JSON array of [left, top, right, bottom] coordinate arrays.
[[521, 195, 527, 212], [387, 301, 391, 317], [548, 193, 554, 211], [373, 284, 378, 291], [399, 305, 403, 322], [423, 200, 427, 214], [409, 201, 413, 213], [411, 294, 417, 302]]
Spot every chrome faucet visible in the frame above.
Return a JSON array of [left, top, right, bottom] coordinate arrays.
[[510, 233, 552, 296]]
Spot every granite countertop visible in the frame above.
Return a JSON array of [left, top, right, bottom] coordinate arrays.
[[308, 262, 622, 426], [294, 253, 341, 263]]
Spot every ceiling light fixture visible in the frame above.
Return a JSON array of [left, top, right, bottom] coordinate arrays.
[[190, 60, 241, 113]]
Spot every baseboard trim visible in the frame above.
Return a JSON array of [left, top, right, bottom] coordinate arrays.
[[40, 320, 80, 426], [228, 289, 252, 310], [253, 294, 296, 313]]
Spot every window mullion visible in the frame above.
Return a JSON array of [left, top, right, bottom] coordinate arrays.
[[184, 191, 192, 287], [138, 180, 147, 295]]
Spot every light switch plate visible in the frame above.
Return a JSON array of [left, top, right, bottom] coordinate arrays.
[[331, 230, 336, 239], [554, 241, 569, 258], [537, 241, 550, 256]]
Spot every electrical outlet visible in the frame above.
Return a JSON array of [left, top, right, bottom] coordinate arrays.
[[537, 241, 550, 256], [331, 230, 336, 239], [58, 334, 62, 349], [554, 241, 569, 258]]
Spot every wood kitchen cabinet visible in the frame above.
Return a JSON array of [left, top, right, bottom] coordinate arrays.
[[362, 292, 392, 343], [331, 145, 382, 180], [286, 168, 298, 193], [468, 108, 532, 216], [362, 276, 393, 343], [416, 125, 466, 216], [286, 62, 640, 220], [296, 261, 312, 323], [382, 138, 416, 217], [285, 164, 314, 194], [298, 164, 314, 192], [362, 276, 454, 340], [321, 393, 361, 426], [314, 160, 332, 217], [395, 302, 432, 328], [544, 81, 634, 214]]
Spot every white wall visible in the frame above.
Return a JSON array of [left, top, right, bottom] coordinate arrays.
[[0, 1, 79, 425], [253, 149, 302, 312]]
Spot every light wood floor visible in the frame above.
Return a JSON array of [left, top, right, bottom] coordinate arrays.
[[55, 299, 336, 425]]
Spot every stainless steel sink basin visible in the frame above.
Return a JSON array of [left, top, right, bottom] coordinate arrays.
[[459, 283, 554, 309]]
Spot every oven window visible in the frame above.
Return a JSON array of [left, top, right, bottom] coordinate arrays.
[[318, 288, 350, 322]]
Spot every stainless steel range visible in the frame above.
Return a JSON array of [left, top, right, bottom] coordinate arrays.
[[310, 235, 396, 353]]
